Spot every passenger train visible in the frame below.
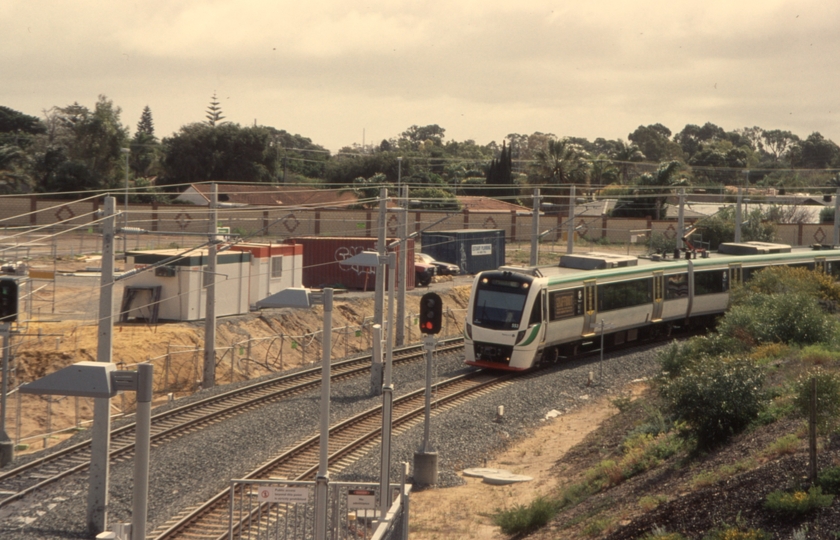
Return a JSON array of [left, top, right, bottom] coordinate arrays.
[[464, 242, 840, 371]]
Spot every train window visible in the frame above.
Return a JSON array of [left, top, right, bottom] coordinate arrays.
[[665, 274, 688, 299], [597, 278, 652, 312], [528, 294, 542, 325], [472, 284, 530, 331], [549, 289, 583, 321], [694, 270, 728, 295]]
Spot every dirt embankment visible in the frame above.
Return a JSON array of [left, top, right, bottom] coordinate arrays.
[[12, 282, 472, 452]]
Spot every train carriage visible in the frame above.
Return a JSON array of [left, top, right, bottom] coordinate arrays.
[[465, 242, 840, 371]]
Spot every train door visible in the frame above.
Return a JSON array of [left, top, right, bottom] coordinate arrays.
[[652, 271, 664, 322], [582, 280, 597, 337], [816, 257, 826, 273], [728, 263, 742, 288]]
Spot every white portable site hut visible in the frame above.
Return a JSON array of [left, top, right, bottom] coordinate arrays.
[[121, 248, 251, 322], [228, 242, 303, 308]]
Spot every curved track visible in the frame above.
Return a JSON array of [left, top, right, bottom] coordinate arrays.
[[0, 337, 464, 509], [149, 369, 514, 540]]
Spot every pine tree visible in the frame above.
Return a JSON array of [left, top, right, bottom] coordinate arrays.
[[485, 141, 513, 200], [206, 92, 226, 127], [136, 105, 154, 136]]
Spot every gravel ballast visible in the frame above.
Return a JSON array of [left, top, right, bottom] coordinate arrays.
[[0, 343, 664, 539]]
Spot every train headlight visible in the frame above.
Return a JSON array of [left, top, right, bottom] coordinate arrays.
[[466, 323, 473, 339], [516, 330, 526, 343]]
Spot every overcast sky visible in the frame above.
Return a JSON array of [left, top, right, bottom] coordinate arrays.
[[2, 1, 838, 153]]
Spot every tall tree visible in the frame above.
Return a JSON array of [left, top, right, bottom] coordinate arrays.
[[161, 122, 279, 185], [628, 124, 682, 162], [609, 139, 645, 184], [528, 138, 590, 203], [612, 161, 687, 220], [761, 129, 799, 163], [131, 105, 160, 178], [33, 95, 129, 194], [792, 132, 840, 169], [206, 92, 226, 127], [485, 141, 513, 200]]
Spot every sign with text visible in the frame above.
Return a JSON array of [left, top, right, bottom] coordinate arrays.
[[347, 489, 376, 510], [471, 244, 492, 256], [256, 486, 309, 504]]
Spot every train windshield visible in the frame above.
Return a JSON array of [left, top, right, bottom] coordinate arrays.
[[472, 274, 532, 330]]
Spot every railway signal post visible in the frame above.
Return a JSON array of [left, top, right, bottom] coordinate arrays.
[[414, 292, 442, 485]]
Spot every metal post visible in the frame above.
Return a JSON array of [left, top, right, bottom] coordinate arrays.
[[374, 188, 387, 330], [396, 185, 408, 346], [567, 185, 576, 254], [314, 288, 333, 540], [414, 335, 439, 485], [810, 376, 818, 484], [372, 325, 383, 399], [89, 196, 115, 536], [0, 324, 12, 467], [379, 253, 396, 523], [677, 188, 685, 251], [132, 363, 153, 540], [834, 188, 840, 246], [530, 189, 539, 266], [121, 148, 130, 256], [735, 186, 743, 243], [203, 183, 218, 389]]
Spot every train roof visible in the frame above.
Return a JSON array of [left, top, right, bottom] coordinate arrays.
[[495, 243, 840, 286]]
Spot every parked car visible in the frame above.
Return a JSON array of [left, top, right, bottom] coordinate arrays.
[[414, 257, 436, 287], [416, 252, 460, 276]]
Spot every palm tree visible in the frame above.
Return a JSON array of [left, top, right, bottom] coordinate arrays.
[[0, 145, 32, 193], [528, 138, 590, 204], [610, 139, 645, 184], [612, 161, 687, 220]]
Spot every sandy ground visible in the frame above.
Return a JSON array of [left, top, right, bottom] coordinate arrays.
[[408, 384, 646, 540]]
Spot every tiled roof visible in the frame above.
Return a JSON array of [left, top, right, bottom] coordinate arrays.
[[185, 183, 358, 208]]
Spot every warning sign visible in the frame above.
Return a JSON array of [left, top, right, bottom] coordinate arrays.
[[347, 489, 376, 510], [256, 486, 309, 504]]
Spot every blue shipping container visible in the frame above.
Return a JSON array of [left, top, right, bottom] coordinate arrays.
[[420, 229, 505, 274]]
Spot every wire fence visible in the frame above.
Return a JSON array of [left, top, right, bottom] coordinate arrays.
[[5, 306, 467, 452]]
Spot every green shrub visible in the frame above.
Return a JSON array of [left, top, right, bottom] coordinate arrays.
[[800, 344, 840, 365], [818, 465, 840, 495], [660, 357, 765, 450], [701, 525, 771, 539], [658, 335, 747, 379], [717, 292, 837, 346], [764, 486, 833, 515], [792, 369, 840, 433], [491, 496, 559, 535]]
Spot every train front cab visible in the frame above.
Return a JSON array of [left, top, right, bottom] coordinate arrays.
[[465, 271, 544, 371]]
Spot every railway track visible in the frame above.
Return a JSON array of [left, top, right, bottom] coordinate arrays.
[[148, 369, 515, 540], [0, 337, 464, 510]]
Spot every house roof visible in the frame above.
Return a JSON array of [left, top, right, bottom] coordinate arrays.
[[181, 183, 358, 208], [456, 196, 530, 213]]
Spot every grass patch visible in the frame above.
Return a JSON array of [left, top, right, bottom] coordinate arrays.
[[638, 494, 668, 511], [764, 486, 834, 516], [761, 434, 800, 458], [491, 496, 559, 536]]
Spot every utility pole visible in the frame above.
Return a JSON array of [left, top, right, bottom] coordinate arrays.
[[372, 188, 387, 395], [396, 184, 408, 347], [677, 188, 685, 251], [735, 186, 743, 243], [203, 183, 218, 389], [567, 185, 576, 254], [89, 196, 115, 536], [530, 188, 540, 266], [834, 187, 840, 246]]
